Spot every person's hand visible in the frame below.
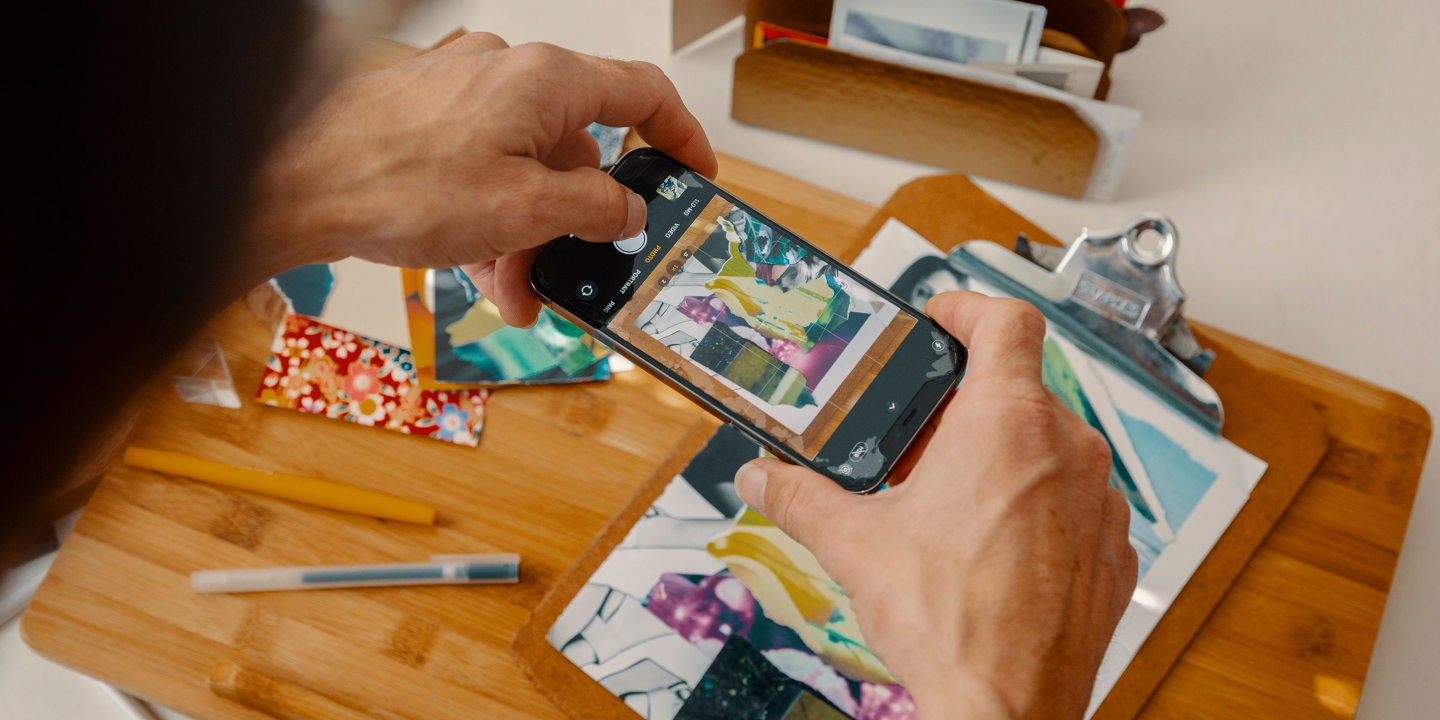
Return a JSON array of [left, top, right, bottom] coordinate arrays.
[[245, 32, 716, 325], [733, 292, 1137, 720]]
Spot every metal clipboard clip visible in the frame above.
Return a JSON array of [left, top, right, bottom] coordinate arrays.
[[947, 214, 1224, 434]]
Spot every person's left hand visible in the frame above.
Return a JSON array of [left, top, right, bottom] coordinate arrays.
[[245, 32, 717, 325]]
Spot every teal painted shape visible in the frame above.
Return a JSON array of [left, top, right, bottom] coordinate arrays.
[[273, 264, 334, 317], [1119, 410, 1216, 529]]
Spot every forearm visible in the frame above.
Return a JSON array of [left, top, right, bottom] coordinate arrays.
[[232, 154, 347, 293]]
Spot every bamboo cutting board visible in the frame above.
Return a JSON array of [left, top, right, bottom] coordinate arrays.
[[23, 36, 1432, 720], [509, 174, 1428, 720]]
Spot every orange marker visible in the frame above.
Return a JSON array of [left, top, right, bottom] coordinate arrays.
[[123, 447, 436, 525]]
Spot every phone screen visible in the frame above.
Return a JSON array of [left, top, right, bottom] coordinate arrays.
[[531, 150, 964, 491]]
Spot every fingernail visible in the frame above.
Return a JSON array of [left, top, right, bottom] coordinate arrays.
[[734, 463, 768, 513], [622, 192, 646, 239]]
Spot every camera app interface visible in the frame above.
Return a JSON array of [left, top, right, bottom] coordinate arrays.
[[545, 165, 958, 484], [609, 189, 916, 465]]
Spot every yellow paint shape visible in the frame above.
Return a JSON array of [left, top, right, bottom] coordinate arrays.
[[444, 299, 507, 347]]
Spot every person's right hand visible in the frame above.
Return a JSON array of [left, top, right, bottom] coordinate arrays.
[[733, 292, 1137, 720]]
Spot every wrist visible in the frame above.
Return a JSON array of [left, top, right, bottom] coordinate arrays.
[[236, 138, 355, 288]]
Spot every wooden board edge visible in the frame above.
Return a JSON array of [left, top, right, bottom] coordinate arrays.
[[1094, 333, 1332, 719], [840, 174, 1063, 263], [861, 173, 1336, 720], [1195, 323, 1434, 432]]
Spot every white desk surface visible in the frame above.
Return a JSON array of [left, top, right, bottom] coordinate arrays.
[[5, 1, 1435, 718]]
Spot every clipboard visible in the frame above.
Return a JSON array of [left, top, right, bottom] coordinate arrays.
[[512, 174, 1331, 720]]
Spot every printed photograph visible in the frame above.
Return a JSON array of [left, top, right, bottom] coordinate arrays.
[[844, 8, 1008, 64], [854, 222, 1235, 577], [427, 267, 610, 386], [852, 219, 1266, 712], [886, 254, 968, 312]]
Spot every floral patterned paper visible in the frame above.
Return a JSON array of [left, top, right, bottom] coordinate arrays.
[[257, 314, 488, 446]]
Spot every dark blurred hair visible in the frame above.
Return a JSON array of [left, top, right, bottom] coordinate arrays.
[[3, 3, 308, 559]]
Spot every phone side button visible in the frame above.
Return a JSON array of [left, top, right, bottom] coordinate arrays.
[[728, 421, 769, 451]]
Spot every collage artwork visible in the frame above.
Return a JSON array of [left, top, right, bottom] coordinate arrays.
[[616, 193, 904, 453], [545, 425, 914, 720], [549, 220, 1267, 720], [427, 267, 610, 386]]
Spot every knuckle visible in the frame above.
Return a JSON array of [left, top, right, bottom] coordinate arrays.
[[1001, 299, 1047, 339], [1082, 429, 1113, 477], [989, 393, 1066, 461], [1109, 516, 1139, 585], [507, 42, 568, 72], [1104, 485, 1128, 519], [498, 171, 552, 230], [511, 167, 548, 202], [456, 31, 505, 50], [624, 60, 684, 107], [511, 41, 556, 58], [998, 391, 1061, 433], [1105, 489, 1134, 544], [1121, 543, 1139, 583], [627, 60, 668, 84]]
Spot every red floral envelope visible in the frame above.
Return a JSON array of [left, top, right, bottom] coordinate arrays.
[[257, 314, 488, 446]]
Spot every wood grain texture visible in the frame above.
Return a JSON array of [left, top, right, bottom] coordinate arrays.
[[22, 36, 1430, 720], [672, 0, 745, 52], [208, 661, 377, 720], [736, 0, 1119, 194], [512, 173, 1426, 720], [732, 41, 1100, 198], [17, 152, 880, 720], [842, 174, 1430, 719], [845, 175, 1334, 720], [512, 421, 722, 720]]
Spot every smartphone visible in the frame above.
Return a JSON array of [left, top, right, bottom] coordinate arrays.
[[530, 149, 965, 492]]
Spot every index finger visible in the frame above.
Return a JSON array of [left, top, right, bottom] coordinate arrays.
[[557, 50, 718, 178], [925, 291, 1047, 386]]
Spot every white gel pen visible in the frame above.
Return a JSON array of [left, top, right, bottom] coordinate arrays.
[[190, 553, 519, 593]]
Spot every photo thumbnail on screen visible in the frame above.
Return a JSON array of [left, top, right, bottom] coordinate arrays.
[[608, 194, 914, 459]]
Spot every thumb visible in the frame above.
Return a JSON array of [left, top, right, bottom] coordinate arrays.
[[735, 458, 859, 550], [492, 165, 647, 252]]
